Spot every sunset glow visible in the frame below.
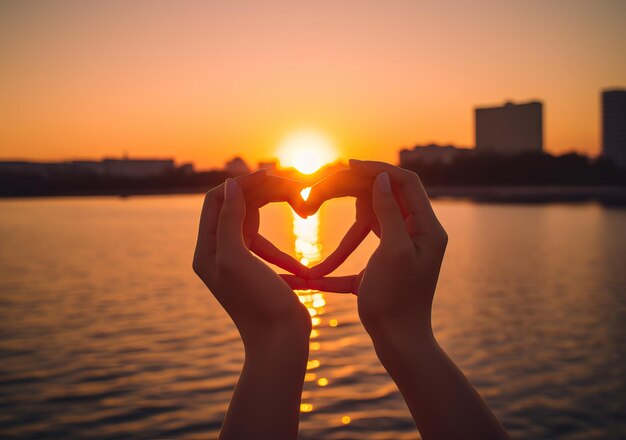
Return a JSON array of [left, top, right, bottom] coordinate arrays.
[[277, 132, 338, 174], [0, 2, 624, 165]]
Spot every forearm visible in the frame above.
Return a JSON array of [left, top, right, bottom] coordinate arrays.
[[220, 331, 309, 440], [368, 321, 509, 440]]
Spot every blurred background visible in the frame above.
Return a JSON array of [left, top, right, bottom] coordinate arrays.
[[0, 1, 625, 439]]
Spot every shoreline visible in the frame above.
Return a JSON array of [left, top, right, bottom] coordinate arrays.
[[426, 186, 626, 204], [1, 185, 625, 205]]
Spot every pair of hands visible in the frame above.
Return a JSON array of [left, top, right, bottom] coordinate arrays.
[[191, 160, 449, 439], [192, 159, 508, 440], [192, 160, 447, 348]]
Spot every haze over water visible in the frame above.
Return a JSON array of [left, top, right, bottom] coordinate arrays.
[[0, 196, 624, 439]]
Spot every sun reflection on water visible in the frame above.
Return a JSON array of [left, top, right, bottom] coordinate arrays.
[[293, 187, 331, 415]]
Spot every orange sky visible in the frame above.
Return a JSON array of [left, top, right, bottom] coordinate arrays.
[[0, 0, 624, 168]]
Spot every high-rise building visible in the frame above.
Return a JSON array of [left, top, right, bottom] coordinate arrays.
[[475, 101, 543, 154], [602, 89, 626, 169]]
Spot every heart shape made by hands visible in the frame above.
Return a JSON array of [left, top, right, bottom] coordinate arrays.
[[242, 169, 388, 289]]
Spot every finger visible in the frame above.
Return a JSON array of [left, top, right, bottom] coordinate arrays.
[[304, 170, 372, 216], [372, 172, 413, 248], [280, 274, 310, 290], [251, 234, 310, 278], [308, 221, 370, 278], [245, 175, 308, 216], [216, 178, 248, 261], [242, 208, 260, 248], [195, 192, 221, 261], [307, 275, 361, 294], [194, 171, 266, 276], [355, 196, 380, 237], [233, 169, 267, 191], [349, 159, 435, 218], [199, 169, 267, 239]]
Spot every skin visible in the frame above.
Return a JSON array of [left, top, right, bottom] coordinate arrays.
[[192, 170, 312, 440], [193, 164, 509, 440], [285, 160, 510, 440]]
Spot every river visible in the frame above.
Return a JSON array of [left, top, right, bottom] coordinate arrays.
[[0, 196, 624, 439]]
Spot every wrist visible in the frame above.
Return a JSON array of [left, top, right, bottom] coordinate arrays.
[[363, 311, 435, 357], [243, 330, 310, 379], [369, 323, 440, 386], [242, 310, 312, 361]]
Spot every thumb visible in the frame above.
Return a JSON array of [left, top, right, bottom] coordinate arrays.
[[217, 178, 247, 258], [372, 172, 409, 247]]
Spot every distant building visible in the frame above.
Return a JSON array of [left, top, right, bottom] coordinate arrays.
[[475, 101, 543, 154], [0, 161, 59, 177], [66, 161, 104, 176], [225, 157, 250, 176], [602, 89, 626, 169], [178, 163, 195, 175], [101, 158, 175, 178], [399, 144, 470, 166], [0, 158, 177, 179]]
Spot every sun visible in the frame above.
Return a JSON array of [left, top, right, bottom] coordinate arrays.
[[276, 131, 338, 174]]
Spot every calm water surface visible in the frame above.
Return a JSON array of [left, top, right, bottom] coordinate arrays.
[[0, 196, 625, 439]]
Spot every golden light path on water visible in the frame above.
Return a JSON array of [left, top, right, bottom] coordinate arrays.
[[292, 188, 347, 422]]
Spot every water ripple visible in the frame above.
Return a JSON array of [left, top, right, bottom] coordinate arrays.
[[0, 196, 624, 439]]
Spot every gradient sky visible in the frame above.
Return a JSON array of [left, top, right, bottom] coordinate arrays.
[[1, 0, 624, 168]]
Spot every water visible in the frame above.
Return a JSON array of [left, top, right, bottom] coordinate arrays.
[[0, 195, 624, 439]]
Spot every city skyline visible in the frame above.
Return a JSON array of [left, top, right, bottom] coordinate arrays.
[[1, 90, 619, 168], [1, 1, 625, 168]]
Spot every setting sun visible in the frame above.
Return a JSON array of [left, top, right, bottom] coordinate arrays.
[[276, 131, 338, 174]]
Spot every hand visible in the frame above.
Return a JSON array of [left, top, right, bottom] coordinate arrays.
[[289, 160, 446, 338], [193, 171, 311, 440], [285, 161, 509, 440]]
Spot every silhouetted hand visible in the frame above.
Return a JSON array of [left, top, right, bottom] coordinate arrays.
[[193, 170, 311, 440], [285, 160, 509, 440], [288, 160, 444, 332]]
